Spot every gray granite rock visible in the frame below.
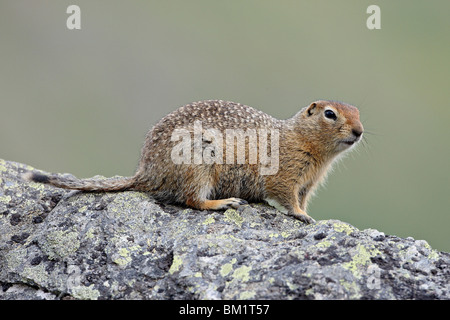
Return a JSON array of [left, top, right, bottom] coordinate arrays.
[[0, 159, 448, 299]]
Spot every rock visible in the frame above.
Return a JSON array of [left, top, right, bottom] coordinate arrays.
[[0, 159, 449, 300]]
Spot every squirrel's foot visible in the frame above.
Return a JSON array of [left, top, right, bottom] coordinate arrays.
[[289, 211, 316, 224], [190, 198, 248, 211], [217, 198, 248, 210]]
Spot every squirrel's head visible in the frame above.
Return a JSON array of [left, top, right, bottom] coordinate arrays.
[[297, 100, 364, 156]]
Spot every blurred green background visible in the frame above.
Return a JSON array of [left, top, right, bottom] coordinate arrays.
[[1, 1, 449, 251]]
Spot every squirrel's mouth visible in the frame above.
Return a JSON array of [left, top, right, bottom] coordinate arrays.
[[340, 137, 360, 146]]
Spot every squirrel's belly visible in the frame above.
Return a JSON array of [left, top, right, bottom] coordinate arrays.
[[264, 197, 288, 213], [212, 165, 266, 201]]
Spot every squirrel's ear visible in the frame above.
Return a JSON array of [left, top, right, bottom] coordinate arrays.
[[306, 102, 317, 116]]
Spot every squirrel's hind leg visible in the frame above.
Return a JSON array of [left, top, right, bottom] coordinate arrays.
[[186, 197, 248, 211], [182, 179, 248, 211]]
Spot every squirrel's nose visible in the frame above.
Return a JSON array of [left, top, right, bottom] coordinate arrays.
[[352, 128, 363, 138]]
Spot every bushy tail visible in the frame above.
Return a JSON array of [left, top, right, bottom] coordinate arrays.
[[23, 171, 136, 192]]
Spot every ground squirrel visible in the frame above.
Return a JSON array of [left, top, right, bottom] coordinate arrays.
[[25, 99, 363, 224]]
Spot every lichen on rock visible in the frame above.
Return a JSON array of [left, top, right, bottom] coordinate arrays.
[[0, 159, 449, 300]]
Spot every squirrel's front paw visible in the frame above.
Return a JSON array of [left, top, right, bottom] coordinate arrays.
[[289, 211, 316, 224]]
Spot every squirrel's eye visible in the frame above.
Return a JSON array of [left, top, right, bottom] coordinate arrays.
[[324, 110, 337, 120]]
